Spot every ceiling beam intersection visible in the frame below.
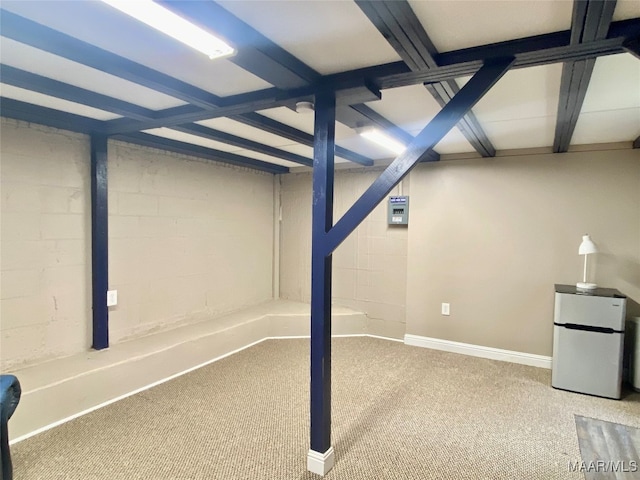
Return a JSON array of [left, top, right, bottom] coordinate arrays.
[[356, 0, 496, 157], [157, 0, 416, 164], [623, 36, 640, 58], [325, 57, 515, 255], [230, 112, 373, 166]]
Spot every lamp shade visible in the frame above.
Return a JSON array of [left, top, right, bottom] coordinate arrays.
[[578, 234, 598, 255]]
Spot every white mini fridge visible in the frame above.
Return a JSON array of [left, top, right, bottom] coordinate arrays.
[[552, 284, 627, 399]]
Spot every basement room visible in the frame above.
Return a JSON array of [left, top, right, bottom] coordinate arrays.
[[1, 1, 639, 479]]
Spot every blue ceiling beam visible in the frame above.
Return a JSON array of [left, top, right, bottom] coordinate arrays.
[[101, 85, 312, 134], [431, 17, 638, 67], [229, 112, 374, 166], [0, 65, 313, 166], [554, 0, 617, 153], [356, 0, 496, 158], [375, 35, 631, 89], [316, 18, 638, 91], [170, 124, 313, 167], [324, 57, 515, 255], [113, 132, 289, 174], [0, 64, 154, 120], [102, 77, 380, 134], [0, 98, 290, 173], [335, 104, 411, 144], [344, 104, 440, 162], [0, 97, 105, 134], [623, 36, 640, 59]]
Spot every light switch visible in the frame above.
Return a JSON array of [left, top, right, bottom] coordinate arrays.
[[107, 290, 118, 307], [441, 303, 450, 316]]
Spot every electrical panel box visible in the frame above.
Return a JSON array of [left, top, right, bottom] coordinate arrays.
[[388, 196, 409, 225]]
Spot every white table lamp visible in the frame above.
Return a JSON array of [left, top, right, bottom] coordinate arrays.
[[577, 234, 598, 290]]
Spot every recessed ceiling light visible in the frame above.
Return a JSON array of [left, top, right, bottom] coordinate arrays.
[[102, 0, 235, 60], [358, 127, 406, 155]]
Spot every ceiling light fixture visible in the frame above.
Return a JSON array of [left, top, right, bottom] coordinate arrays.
[[358, 127, 406, 155], [102, 0, 235, 60], [295, 101, 314, 114]]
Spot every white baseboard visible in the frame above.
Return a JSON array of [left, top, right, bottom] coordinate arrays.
[[404, 334, 552, 369], [307, 447, 335, 476]]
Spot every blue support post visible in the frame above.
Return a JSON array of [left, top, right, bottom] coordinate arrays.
[[325, 57, 515, 254], [308, 90, 336, 475], [307, 57, 514, 476], [91, 134, 109, 350]]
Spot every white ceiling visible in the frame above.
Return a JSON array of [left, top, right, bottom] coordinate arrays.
[[217, 0, 402, 74], [409, 0, 574, 51], [0, 0, 639, 171]]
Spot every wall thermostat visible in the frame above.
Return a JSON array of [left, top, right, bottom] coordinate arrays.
[[388, 196, 409, 225]]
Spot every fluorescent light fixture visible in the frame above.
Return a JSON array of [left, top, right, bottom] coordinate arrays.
[[102, 0, 235, 60], [358, 127, 406, 155]]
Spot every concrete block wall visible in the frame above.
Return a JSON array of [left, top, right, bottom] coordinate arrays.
[[1, 119, 276, 369], [107, 141, 275, 343], [1, 118, 91, 369], [279, 169, 409, 338]]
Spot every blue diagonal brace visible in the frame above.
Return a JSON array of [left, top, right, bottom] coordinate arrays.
[[324, 57, 515, 255], [309, 90, 336, 455], [91, 134, 109, 350]]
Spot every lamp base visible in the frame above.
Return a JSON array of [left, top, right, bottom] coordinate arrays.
[[577, 282, 597, 290]]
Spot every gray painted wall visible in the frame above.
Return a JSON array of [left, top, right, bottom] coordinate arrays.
[[406, 149, 640, 356]]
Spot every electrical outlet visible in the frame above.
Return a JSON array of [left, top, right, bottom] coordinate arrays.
[[441, 303, 450, 316], [106, 290, 118, 307]]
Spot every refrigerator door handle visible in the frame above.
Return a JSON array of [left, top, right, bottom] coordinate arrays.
[[563, 323, 617, 334]]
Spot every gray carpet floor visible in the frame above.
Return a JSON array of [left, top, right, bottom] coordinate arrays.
[[10, 337, 640, 479]]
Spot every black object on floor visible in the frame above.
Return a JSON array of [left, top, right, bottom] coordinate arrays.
[[1, 375, 21, 480]]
